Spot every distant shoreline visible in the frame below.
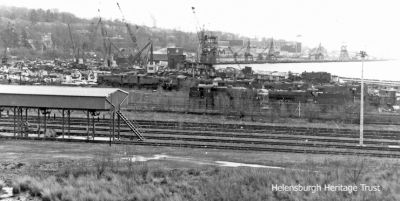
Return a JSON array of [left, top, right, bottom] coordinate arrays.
[[215, 59, 389, 65]]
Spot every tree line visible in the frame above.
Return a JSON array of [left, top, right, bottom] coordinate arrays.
[[0, 6, 249, 59]]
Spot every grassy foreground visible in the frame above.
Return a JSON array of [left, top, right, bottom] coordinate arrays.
[[1, 140, 400, 200], [8, 154, 400, 201]]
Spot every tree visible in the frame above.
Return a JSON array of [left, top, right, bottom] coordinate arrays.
[[45, 9, 53, 22], [0, 22, 19, 48], [29, 10, 39, 24], [21, 28, 31, 48]]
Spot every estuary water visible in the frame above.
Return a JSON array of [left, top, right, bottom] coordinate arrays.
[[215, 60, 400, 81]]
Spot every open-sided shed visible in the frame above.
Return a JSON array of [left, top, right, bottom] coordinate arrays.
[[0, 85, 128, 110], [0, 85, 142, 142]]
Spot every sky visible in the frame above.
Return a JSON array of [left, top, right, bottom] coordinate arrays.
[[0, 0, 399, 59]]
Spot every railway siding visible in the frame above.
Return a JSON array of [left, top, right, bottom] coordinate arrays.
[[2, 116, 400, 158]]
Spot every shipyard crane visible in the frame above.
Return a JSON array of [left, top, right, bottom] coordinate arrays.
[[339, 45, 350, 61], [115, 1, 154, 66], [227, 46, 246, 62], [191, 6, 204, 62], [267, 38, 279, 60], [116, 1, 139, 53], [0, 23, 13, 64], [244, 40, 253, 62], [110, 41, 123, 56], [142, 41, 154, 65], [67, 23, 87, 65], [191, 6, 203, 42], [227, 47, 238, 62], [99, 20, 115, 67], [309, 43, 325, 60], [89, 17, 102, 50], [128, 40, 153, 66], [1, 43, 7, 65], [94, 7, 119, 67], [67, 23, 78, 63], [256, 44, 270, 61]]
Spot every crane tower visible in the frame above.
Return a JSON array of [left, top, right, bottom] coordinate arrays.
[[339, 45, 350, 61]]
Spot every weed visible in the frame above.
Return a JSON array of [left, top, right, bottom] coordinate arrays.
[[10, 152, 400, 201], [0, 180, 4, 191]]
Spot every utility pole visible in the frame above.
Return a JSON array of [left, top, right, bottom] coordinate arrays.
[[359, 51, 367, 146]]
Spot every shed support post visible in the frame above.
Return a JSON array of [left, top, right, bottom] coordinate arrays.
[[37, 108, 40, 137], [25, 108, 28, 138], [68, 110, 71, 138], [92, 112, 95, 141], [117, 112, 120, 140], [109, 111, 112, 146], [44, 109, 47, 138], [24, 108, 28, 138], [19, 108, 22, 137], [87, 110, 90, 141], [112, 111, 115, 141], [62, 109, 65, 139], [13, 107, 16, 137]]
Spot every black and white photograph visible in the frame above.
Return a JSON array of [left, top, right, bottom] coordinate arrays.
[[0, 0, 399, 200]]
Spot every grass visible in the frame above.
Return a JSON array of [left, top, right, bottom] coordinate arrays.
[[3, 140, 400, 200], [6, 144, 400, 201], [10, 157, 400, 201], [0, 180, 4, 191]]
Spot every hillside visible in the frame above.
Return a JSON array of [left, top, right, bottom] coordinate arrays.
[[0, 6, 249, 59]]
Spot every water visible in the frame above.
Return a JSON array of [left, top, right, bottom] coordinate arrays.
[[121, 154, 283, 169], [215, 60, 400, 81]]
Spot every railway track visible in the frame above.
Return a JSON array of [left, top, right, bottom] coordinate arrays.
[[2, 135, 400, 158], [1, 116, 400, 158]]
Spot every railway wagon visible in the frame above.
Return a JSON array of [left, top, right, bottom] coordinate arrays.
[[97, 74, 123, 86], [121, 75, 139, 87], [98, 74, 160, 89], [136, 75, 160, 87]]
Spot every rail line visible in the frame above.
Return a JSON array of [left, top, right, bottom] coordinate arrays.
[[1, 116, 400, 158], [2, 136, 400, 158]]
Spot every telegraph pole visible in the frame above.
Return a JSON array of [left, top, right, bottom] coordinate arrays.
[[359, 51, 367, 146]]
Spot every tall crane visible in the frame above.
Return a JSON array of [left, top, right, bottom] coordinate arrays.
[[67, 23, 78, 63], [115, 1, 154, 67], [1, 23, 12, 64], [191, 6, 203, 62], [267, 38, 279, 60], [89, 17, 102, 50], [227, 47, 238, 62], [227, 46, 245, 63], [257, 43, 270, 61], [128, 40, 153, 66], [99, 19, 114, 67], [244, 40, 253, 62], [116, 2, 139, 53], [309, 43, 325, 60], [142, 41, 154, 65], [339, 45, 350, 61], [191, 6, 217, 64], [94, 8, 114, 67]]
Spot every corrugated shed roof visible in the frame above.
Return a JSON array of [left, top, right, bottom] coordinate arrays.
[[0, 85, 127, 97]]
